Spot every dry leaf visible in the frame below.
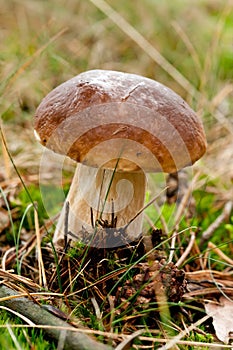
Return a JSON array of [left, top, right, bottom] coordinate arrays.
[[205, 296, 233, 344]]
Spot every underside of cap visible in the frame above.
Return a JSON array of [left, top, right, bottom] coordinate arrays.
[[34, 69, 207, 173]]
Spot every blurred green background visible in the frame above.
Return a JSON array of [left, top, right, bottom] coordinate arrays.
[[0, 0, 233, 206]]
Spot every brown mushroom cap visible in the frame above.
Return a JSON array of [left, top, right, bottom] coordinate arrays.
[[34, 70, 207, 173]]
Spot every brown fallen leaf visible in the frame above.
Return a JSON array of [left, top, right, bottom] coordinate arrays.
[[204, 296, 233, 344]]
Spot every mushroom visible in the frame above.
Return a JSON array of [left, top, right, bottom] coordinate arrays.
[[34, 70, 207, 247]]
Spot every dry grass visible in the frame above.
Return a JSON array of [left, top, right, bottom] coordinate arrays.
[[1, 0, 233, 185], [0, 0, 233, 348]]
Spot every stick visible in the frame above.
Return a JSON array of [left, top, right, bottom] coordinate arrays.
[[175, 231, 196, 268], [200, 201, 233, 246], [0, 285, 113, 350], [34, 206, 47, 289], [208, 241, 233, 266]]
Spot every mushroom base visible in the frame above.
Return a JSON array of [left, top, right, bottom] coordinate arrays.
[[53, 164, 146, 248]]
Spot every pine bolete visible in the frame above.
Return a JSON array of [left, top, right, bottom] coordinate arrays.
[[34, 70, 207, 247]]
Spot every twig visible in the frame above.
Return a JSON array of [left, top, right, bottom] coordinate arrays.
[[115, 329, 145, 350], [1, 247, 16, 271], [64, 201, 69, 248], [34, 206, 47, 289], [57, 329, 68, 350], [175, 231, 196, 268], [200, 201, 233, 246], [0, 285, 113, 350], [91, 297, 102, 320], [124, 186, 168, 230], [138, 335, 232, 348], [6, 323, 22, 350], [168, 229, 178, 264], [168, 172, 199, 263], [0, 292, 63, 302], [144, 213, 158, 232], [183, 287, 233, 298], [174, 172, 200, 228], [157, 315, 211, 350], [0, 305, 35, 326], [208, 241, 233, 266], [107, 295, 115, 336]]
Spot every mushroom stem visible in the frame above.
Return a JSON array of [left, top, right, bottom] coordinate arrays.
[[53, 164, 146, 247]]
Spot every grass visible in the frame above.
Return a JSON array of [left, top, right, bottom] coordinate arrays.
[[0, 309, 57, 349], [0, 0, 233, 349]]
